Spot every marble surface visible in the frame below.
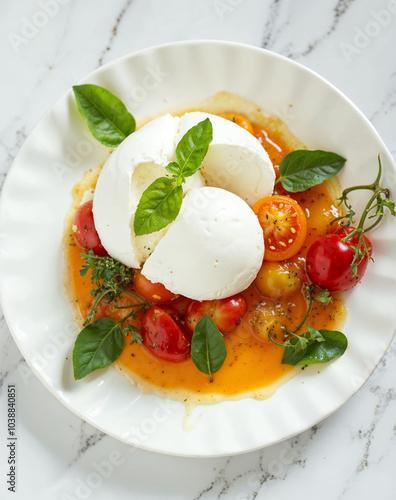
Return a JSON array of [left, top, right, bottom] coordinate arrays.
[[1, 0, 396, 498]]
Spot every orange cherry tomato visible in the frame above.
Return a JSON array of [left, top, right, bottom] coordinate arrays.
[[253, 195, 307, 261], [134, 269, 178, 304], [221, 113, 254, 134]]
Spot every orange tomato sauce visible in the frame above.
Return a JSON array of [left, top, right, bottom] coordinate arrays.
[[65, 116, 347, 403]]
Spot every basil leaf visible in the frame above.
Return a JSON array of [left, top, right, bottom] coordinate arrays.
[[282, 326, 347, 365], [73, 84, 135, 147], [166, 161, 181, 177], [175, 118, 213, 180], [191, 315, 227, 382], [134, 177, 183, 236], [73, 317, 124, 380], [278, 150, 346, 192]]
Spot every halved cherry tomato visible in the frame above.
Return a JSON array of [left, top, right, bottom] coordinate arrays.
[[306, 226, 372, 292], [140, 306, 191, 362], [73, 200, 107, 256], [184, 294, 247, 335], [253, 195, 307, 261], [134, 270, 178, 304], [221, 113, 254, 135]]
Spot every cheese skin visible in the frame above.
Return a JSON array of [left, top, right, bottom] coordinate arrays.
[[93, 114, 204, 269], [142, 187, 265, 300]]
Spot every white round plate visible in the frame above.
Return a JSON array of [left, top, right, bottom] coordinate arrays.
[[1, 41, 396, 457]]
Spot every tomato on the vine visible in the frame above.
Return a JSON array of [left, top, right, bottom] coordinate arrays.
[[306, 226, 372, 292], [184, 294, 247, 335], [253, 195, 307, 261], [140, 306, 191, 362], [134, 270, 178, 304], [73, 200, 107, 256]]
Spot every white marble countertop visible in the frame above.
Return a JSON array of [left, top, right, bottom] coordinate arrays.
[[1, 0, 396, 498]]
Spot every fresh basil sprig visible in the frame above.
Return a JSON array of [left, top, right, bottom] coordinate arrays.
[[269, 285, 347, 365], [73, 84, 135, 147], [282, 326, 347, 365], [191, 314, 227, 382], [276, 150, 346, 192], [134, 118, 213, 236]]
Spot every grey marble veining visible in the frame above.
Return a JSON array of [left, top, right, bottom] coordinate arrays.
[[1, 0, 396, 498]]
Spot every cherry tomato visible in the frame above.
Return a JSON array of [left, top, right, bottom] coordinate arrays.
[[221, 113, 254, 134], [306, 226, 372, 292], [157, 305, 181, 323], [254, 260, 303, 299], [140, 306, 191, 362], [184, 294, 247, 335], [253, 195, 307, 261], [134, 270, 177, 304], [73, 200, 107, 256]]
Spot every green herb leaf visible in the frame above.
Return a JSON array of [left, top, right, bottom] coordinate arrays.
[[175, 118, 213, 180], [282, 326, 347, 365], [382, 198, 396, 216], [277, 150, 346, 193], [133, 177, 183, 236], [73, 317, 124, 380], [73, 84, 135, 147], [166, 161, 181, 177], [133, 119, 213, 236], [79, 250, 135, 325], [191, 315, 227, 382], [313, 289, 333, 306]]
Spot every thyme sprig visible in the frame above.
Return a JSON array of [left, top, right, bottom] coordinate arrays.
[[80, 250, 147, 325]]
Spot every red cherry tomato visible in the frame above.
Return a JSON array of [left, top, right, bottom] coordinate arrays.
[[140, 306, 191, 362], [134, 270, 178, 304], [306, 226, 372, 292], [184, 294, 247, 335], [73, 200, 107, 256]]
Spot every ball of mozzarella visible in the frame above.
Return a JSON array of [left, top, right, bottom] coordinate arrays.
[[142, 187, 265, 300], [93, 111, 274, 284]]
